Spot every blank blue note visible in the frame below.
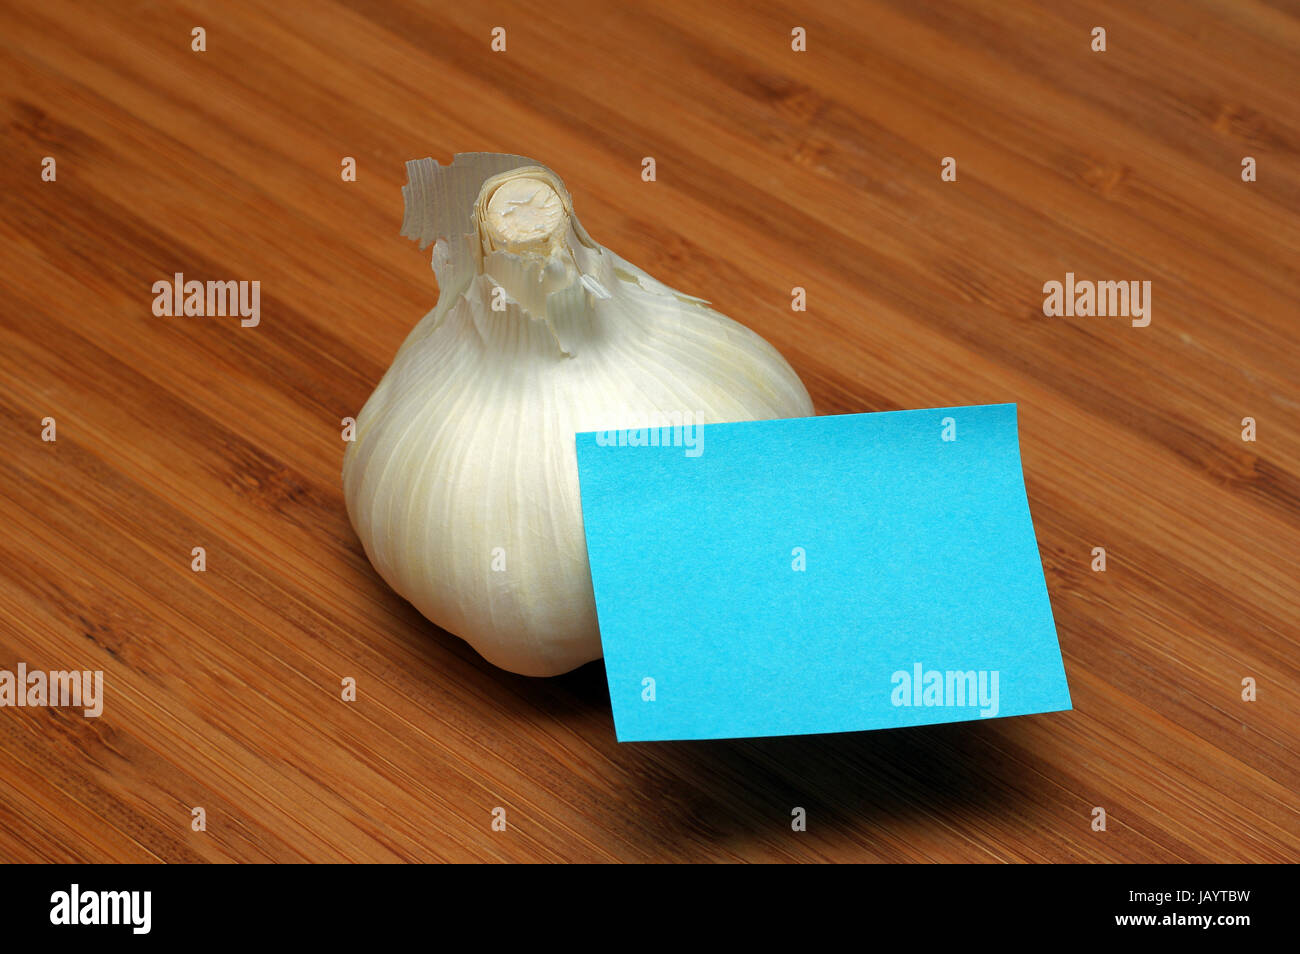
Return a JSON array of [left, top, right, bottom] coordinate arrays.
[[574, 404, 1071, 742]]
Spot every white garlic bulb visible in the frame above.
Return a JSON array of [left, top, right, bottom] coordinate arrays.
[[343, 153, 813, 676]]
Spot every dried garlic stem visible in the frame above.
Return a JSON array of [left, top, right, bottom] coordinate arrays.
[[484, 177, 566, 253]]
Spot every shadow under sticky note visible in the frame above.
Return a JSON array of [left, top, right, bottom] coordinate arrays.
[[574, 403, 1071, 742]]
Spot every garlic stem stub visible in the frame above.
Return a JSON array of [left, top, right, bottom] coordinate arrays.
[[343, 152, 814, 676]]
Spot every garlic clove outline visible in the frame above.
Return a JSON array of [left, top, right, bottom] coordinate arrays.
[[343, 153, 814, 676]]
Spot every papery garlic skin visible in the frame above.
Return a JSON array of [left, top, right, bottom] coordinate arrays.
[[343, 153, 814, 676]]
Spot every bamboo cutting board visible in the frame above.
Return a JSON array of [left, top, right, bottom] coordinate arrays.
[[0, 0, 1297, 863]]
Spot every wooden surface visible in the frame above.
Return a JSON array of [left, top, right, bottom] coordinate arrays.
[[1, 0, 1297, 863]]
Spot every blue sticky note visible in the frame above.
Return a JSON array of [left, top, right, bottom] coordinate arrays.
[[574, 403, 1071, 742]]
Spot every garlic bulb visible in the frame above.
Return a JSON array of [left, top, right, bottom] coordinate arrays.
[[343, 153, 813, 676]]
